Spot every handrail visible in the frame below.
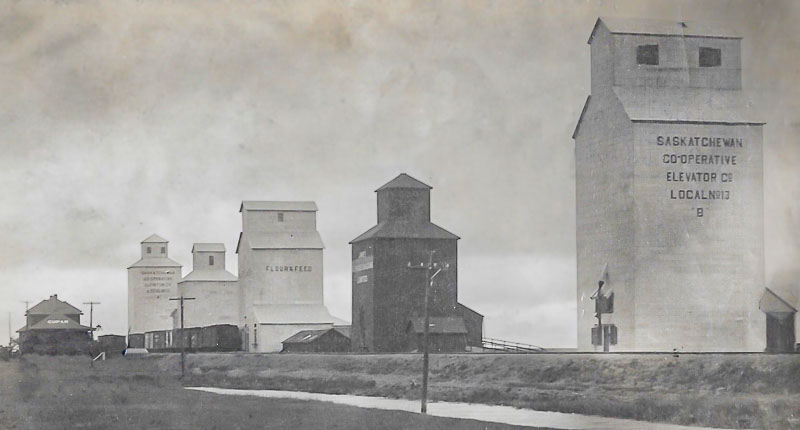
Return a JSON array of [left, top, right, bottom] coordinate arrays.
[[482, 337, 545, 353]]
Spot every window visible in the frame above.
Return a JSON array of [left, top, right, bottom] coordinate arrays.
[[209, 255, 214, 266], [277, 212, 284, 222], [146, 246, 151, 254], [357, 275, 368, 284], [636, 44, 659, 65], [160, 247, 165, 254], [358, 251, 367, 259], [699, 47, 721, 67]]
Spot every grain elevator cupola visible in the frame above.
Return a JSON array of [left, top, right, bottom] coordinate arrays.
[[376, 173, 432, 223]]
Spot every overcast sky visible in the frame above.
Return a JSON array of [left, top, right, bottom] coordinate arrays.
[[1, 0, 799, 347]]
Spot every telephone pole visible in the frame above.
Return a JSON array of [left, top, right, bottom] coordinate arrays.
[[22, 301, 31, 345], [169, 295, 195, 378], [18, 301, 31, 355], [407, 251, 449, 414], [21, 301, 30, 328], [83, 302, 100, 341]]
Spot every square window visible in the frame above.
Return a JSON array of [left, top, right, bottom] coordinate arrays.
[[699, 47, 721, 67], [358, 251, 367, 259], [277, 213, 284, 222], [357, 275, 368, 284], [636, 44, 659, 65]]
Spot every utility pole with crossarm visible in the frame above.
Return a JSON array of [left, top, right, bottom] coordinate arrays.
[[169, 295, 195, 378], [407, 250, 450, 414], [83, 301, 100, 341]]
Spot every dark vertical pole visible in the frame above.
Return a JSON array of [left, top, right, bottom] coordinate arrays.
[[170, 295, 194, 379], [83, 302, 100, 343], [421, 252, 432, 414], [180, 297, 185, 378], [21, 301, 30, 356], [408, 251, 446, 414]]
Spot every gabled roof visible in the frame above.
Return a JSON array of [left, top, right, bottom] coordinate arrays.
[[456, 302, 484, 318], [127, 258, 182, 269], [179, 269, 238, 283], [252, 304, 336, 325], [26, 295, 82, 316], [18, 313, 91, 332], [240, 231, 325, 250], [407, 317, 467, 334], [192, 243, 226, 253], [612, 87, 764, 125], [240, 201, 318, 212], [141, 234, 168, 243], [760, 288, 798, 314], [589, 17, 741, 44], [282, 328, 349, 344], [350, 221, 459, 243], [376, 173, 432, 192], [282, 329, 329, 344]]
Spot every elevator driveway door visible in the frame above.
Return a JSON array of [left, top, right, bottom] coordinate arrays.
[[766, 312, 795, 353]]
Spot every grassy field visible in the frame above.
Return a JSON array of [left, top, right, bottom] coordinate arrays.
[[0, 355, 540, 430], [3, 353, 799, 429], [176, 352, 800, 429]]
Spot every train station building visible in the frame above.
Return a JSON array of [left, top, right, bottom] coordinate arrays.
[[573, 17, 765, 351], [17, 295, 92, 355]]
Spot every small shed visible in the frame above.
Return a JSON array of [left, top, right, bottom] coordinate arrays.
[[127, 333, 145, 349], [97, 335, 127, 356], [457, 303, 484, 347], [760, 288, 797, 353], [406, 316, 467, 353], [281, 328, 351, 353]]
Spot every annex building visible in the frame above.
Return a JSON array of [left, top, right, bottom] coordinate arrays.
[[350, 174, 483, 352], [573, 17, 765, 351], [176, 243, 239, 328]]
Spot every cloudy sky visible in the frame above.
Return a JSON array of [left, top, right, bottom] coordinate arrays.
[[1, 0, 798, 347]]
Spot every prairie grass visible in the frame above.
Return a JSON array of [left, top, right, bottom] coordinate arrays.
[[180, 352, 800, 429]]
